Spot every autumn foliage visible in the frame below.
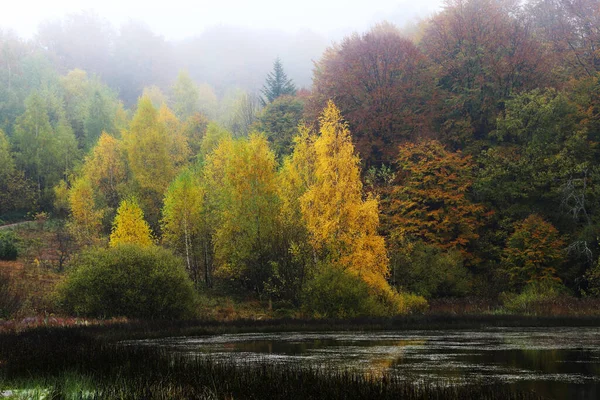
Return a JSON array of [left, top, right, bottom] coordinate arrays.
[[388, 140, 485, 256], [502, 214, 566, 288], [307, 24, 435, 166]]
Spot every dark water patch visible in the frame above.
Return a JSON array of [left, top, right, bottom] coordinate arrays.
[[128, 327, 600, 399]]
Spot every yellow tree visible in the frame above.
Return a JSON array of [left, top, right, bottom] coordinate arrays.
[[109, 198, 153, 248], [123, 96, 176, 226], [67, 177, 103, 245], [204, 134, 279, 293], [157, 103, 190, 169], [161, 168, 205, 283], [82, 132, 127, 210], [276, 125, 319, 300], [300, 101, 393, 300]]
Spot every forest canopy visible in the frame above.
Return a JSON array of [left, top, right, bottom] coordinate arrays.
[[2, 0, 600, 317]]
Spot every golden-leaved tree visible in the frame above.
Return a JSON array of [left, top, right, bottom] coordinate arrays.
[[157, 103, 190, 167], [299, 101, 394, 301], [81, 132, 128, 211], [67, 177, 103, 245], [204, 134, 279, 293], [161, 168, 206, 283], [389, 140, 485, 256], [109, 198, 153, 248], [123, 96, 177, 227]]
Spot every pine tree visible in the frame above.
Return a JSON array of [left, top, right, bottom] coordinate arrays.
[[261, 58, 296, 104]]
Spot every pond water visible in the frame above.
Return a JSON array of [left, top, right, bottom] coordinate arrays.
[[131, 327, 600, 399]]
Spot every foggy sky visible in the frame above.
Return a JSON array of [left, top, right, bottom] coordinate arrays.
[[2, 0, 443, 41]]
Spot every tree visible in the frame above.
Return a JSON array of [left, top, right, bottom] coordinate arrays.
[[307, 23, 435, 166], [275, 126, 318, 301], [204, 134, 280, 293], [162, 168, 205, 283], [300, 101, 394, 302], [0, 129, 35, 215], [67, 177, 103, 245], [81, 132, 128, 213], [529, 0, 600, 78], [109, 198, 153, 248], [12, 92, 79, 208], [421, 0, 551, 149], [123, 96, 176, 226], [182, 112, 209, 160], [474, 88, 597, 286], [502, 214, 566, 288], [172, 70, 200, 121], [228, 91, 261, 137], [200, 122, 232, 159], [261, 57, 296, 104], [389, 140, 485, 256], [157, 103, 190, 169], [256, 95, 304, 158], [142, 85, 168, 108]]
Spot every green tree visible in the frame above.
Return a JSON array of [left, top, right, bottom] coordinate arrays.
[[12, 92, 78, 208], [256, 95, 304, 158], [172, 70, 200, 121], [261, 58, 296, 104], [0, 129, 35, 216]]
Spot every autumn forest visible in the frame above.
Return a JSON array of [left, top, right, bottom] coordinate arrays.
[[2, 0, 600, 320]]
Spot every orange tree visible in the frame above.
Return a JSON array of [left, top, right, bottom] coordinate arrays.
[[387, 140, 485, 257], [502, 214, 565, 289]]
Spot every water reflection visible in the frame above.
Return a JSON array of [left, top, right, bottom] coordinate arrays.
[[129, 328, 600, 399]]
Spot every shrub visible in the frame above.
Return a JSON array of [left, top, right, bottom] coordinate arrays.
[[0, 230, 18, 260], [396, 292, 429, 314], [392, 241, 470, 298], [57, 244, 197, 319], [301, 268, 389, 318], [501, 280, 567, 314]]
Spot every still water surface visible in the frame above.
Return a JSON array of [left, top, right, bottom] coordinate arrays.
[[133, 327, 600, 399]]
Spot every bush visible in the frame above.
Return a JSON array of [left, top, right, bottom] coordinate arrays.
[[392, 241, 470, 298], [0, 230, 18, 260], [301, 268, 389, 318], [501, 280, 567, 314], [57, 244, 198, 319], [396, 292, 429, 314]]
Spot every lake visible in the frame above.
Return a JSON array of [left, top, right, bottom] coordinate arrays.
[[130, 327, 600, 400]]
